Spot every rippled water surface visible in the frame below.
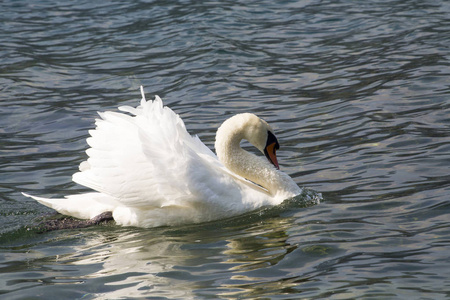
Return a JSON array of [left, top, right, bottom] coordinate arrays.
[[1, 0, 449, 299]]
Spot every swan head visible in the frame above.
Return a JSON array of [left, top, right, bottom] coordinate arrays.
[[243, 115, 280, 170], [215, 113, 280, 170], [215, 113, 302, 197]]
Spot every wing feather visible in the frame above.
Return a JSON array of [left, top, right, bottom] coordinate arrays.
[[72, 88, 250, 210]]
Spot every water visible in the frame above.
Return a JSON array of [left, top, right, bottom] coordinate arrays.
[[1, 0, 449, 298]]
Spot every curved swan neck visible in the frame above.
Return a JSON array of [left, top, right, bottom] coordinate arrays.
[[215, 114, 299, 197]]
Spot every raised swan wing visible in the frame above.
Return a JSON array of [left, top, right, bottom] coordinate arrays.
[[72, 87, 258, 210]]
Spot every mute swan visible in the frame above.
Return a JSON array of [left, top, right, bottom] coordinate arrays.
[[24, 86, 311, 228]]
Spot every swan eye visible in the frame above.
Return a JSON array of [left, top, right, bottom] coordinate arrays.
[[266, 131, 279, 150]]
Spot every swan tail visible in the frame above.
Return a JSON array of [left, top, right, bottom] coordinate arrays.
[[22, 192, 118, 220]]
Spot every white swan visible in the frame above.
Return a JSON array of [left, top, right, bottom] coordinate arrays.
[[23, 86, 306, 228]]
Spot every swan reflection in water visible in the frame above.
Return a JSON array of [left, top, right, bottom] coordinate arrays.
[[49, 207, 312, 299]]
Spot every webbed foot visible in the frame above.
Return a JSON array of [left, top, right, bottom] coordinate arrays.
[[88, 211, 114, 225], [37, 211, 114, 232]]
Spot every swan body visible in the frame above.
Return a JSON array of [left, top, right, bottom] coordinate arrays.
[[24, 87, 304, 228]]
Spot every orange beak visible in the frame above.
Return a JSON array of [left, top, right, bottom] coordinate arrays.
[[264, 142, 280, 170]]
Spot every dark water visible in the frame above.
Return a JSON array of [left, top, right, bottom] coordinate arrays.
[[1, 0, 449, 299]]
